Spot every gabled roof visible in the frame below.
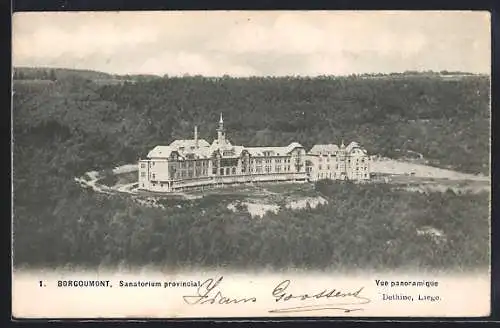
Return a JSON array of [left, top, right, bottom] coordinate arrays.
[[346, 141, 364, 153], [147, 146, 177, 158], [210, 144, 246, 158]]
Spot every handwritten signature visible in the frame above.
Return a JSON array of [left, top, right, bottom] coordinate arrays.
[[269, 279, 371, 313], [182, 276, 257, 305], [182, 276, 371, 314]]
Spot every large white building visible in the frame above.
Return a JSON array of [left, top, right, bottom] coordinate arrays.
[[306, 142, 370, 181], [138, 115, 370, 192]]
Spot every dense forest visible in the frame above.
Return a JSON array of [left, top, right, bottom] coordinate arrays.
[[12, 68, 490, 271]]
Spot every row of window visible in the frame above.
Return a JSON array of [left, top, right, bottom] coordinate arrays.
[[318, 157, 367, 163], [143, 156, 299, 168], [316, 164, 369, 171], [317, 173, 369, 179]]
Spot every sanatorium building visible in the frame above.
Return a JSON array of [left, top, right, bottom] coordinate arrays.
[[138, 114, 370, 192]]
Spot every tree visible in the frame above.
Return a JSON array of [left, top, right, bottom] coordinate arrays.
[[49, 69, 57, 81]]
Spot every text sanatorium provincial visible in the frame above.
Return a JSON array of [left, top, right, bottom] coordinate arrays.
[[57, 280, 202, 288]]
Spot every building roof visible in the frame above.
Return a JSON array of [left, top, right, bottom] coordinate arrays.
[[210, 138, 233, 150], [169, 139, 210, 150], [245, 142, 304, 157], [147, 146, 176, 158], [285, 142, 304, 153], [346, 141, 367, 154], [183, 147, 213, 159], [308, 142, 368, 155], [308, 144, 340, 155]]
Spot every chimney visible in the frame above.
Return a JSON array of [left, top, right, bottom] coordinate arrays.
[[194, 126, 198, 148]]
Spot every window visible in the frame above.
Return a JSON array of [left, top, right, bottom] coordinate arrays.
[[140, 163, 146, 168], [232, 167, 236, 175], [220, 168, 224, 175], [318, 157, 322, 162], [319, 165, 322, 170], [152, 174, 156, 180], [276, 165, 281, 172], [226, 167, 230, 175], [140, 172, 146, 177], [327, 165, 330, 170]]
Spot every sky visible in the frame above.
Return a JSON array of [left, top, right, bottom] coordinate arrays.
[[12, 11, 491, 77]]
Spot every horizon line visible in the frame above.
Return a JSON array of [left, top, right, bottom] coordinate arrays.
[[12, 65, 490, 78]]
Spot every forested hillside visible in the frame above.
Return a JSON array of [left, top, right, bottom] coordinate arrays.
[[12, 68, 490, 271]]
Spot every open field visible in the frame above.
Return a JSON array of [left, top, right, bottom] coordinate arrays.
[[371, 158, 489, 181]]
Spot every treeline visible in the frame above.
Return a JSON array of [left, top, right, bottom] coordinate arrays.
[[14, 71, 490, 174], [13, 67, 113, 81], [12, 70, 490, 270], [14, 68, 57, 81]]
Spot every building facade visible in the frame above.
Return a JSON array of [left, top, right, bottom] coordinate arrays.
[[306, 142, 371, 181], [138, 114, 308, 192], [138, 115, 370, 192]]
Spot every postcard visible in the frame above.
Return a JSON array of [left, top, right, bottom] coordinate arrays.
[[11, 10, 491, 318]]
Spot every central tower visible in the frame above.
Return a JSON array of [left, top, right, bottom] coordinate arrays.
[[217, 112, 225, 145]]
